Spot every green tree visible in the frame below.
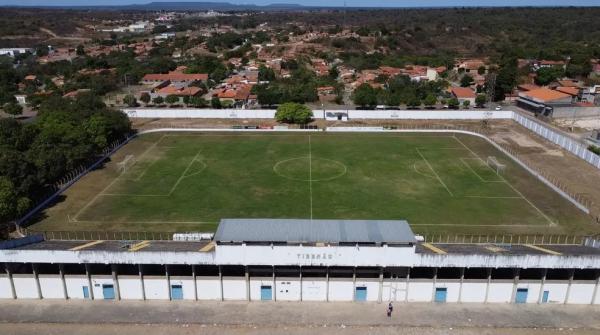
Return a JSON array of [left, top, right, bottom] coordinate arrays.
[[477, 66, 486, 75], [165, 95, 180, 105], [462, 100, 471, 109], [211, 97, 222, 109], [407, 95, 422, 109], [258, 65, 276, 82], [460, 74, 474, 87], [3, 102, 22, 117], [189, 96, 208, 108], [139, 92, 151, 105], [535, 66, 564, 86], [123, 94, 137, 107], [475, 94, 487, 108], [448, 97, 460, 109], [275, 102, 313, 124], [352, 83, 378, 108], [424, 94, 437, 108], [0, 177, 18, 222], [152, 96, 164, 105], [76, 44, 85, 56]]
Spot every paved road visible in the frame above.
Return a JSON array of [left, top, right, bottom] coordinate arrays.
[[1, 300, 599, 329]]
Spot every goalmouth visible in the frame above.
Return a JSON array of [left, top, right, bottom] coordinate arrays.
[[487, 156, 506, 175]]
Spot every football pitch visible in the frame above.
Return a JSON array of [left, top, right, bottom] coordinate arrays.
[[31, 132, 591, 235]]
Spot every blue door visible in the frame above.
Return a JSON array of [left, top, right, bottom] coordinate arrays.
[[171, 285, 183, 300], [515, 288, 528, 303], [434, 288, 447, 303], [260, 285, 272, 301], [355, 287, 367, 301], [102, 284, 115, 300], [542, 290, 549, 303], [82, 286, 90, 299]]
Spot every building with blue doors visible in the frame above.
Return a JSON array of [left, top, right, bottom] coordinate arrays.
[[1, 219, 600, 304]]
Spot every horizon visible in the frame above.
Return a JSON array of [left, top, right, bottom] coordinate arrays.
[[1, 0, 599, 8]]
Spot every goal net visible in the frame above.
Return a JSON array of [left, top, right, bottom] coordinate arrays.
[[486, 156, 506, 175], [117, 155, 136, 173]]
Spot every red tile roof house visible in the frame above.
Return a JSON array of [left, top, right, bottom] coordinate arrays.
[[155, 85, 203, 99], [449, 87, 476, 105], [141, 72, 208, 85]]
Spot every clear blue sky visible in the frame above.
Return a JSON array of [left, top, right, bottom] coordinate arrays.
[[1, 0, 599, 7]]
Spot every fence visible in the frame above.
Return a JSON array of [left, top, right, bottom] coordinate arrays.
[[421, 234, 586, 245], [28, 229, 589, 245], [513, 113, 600, 169]]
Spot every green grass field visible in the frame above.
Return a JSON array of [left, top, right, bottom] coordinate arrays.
[[30, 132, 592, 235]]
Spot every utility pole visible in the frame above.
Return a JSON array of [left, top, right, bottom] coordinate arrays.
[[485, 72, 496, 104]]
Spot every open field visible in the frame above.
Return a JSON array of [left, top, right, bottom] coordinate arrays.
[[29, 132, 593, 235]]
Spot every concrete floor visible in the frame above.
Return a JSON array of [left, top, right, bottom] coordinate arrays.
[[1, 300, 599, 330]]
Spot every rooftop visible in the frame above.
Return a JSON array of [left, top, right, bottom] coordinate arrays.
[[521, 88, 572, 103], [450, 87, 476, 98], [214, 219, 417, 244]]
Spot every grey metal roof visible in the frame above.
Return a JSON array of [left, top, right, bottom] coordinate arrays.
[[214, 219, 416, 244]]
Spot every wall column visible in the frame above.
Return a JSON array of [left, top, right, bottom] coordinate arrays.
[[484, 268, 491, 303], [564, 269, 575, 305], [405, 268, 411, 303], [111, 264, 121, 301], [431, 268, 438, 302], [192, 265, 197, 301], [165, 265, 171, 301], [139, 264, 146, 301], [299, 266, 303, 302], [245, 266, 250, 301], [378, 267, 384, 303], [591, 270, 600, 305], [537, 269, 547, 304], [59, 264, 68, 299], [458, 267, 465, 303], [85, 263, 94, 300], [510, 268, 520, 303], [5, 264, 16, 299], [218, 265, 224, 301], [325, 267, 329, 302], [352, 267, 356, 301], [272, 266, 276, 302], [32, 264, 42, 299]]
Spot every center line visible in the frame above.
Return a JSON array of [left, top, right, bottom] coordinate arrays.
[[308, 135, 313, 220]]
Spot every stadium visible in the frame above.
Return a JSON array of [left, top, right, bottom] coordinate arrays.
[[2, 109, 600, 304]]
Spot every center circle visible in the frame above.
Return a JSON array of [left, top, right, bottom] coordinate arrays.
[[273, 157, 347, 182]]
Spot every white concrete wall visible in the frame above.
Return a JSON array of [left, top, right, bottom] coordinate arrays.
[[143, 277, 169, 300], [487, 282, 514, 303], [38, 275, 64, 299], [197, 278, 221, 300], [124, 108, 276, 119], [13, 276, 38, 299], [566, 282, 595, 304], [460, 282, 488, 303], [381, 280, 408, 302], [222, 278, 246, 300], [407, 281, 434, 302], [275, 278, 301, 301], [301, 279, 327, 301], [118, 276, 144, 300], [0, 275, 13, 299], [328, 279, 354, 301], [543, 282, 569, 304], [434, 281, 461, 303], [90, 276, 114, 300], [65, 276, 90, 299], [170, 277, 196, 300]]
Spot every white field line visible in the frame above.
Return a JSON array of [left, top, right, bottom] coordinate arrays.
[[452, 135, 556, 226], [415, 148, 454, 197], [410, 223, 545, 227], [168, 150, 204, 196], [71, 136, 164, 221], [464, 195, 524, 199], [459, 158, 504, 183], [308, 135, 313, 220], [412, 162, 436, 179], [66, 218, 218, 225]]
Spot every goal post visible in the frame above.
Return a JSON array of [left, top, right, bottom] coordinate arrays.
[[486, 156, 506, 175], [117, 154, 136, 173]]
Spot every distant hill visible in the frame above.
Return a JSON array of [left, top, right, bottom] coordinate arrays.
[[2, 2, 317, 11]]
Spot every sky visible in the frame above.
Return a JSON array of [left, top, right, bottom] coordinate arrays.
[[1, 0, 599, 7]]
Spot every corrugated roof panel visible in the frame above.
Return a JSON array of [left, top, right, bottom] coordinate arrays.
[[214, 219, 416, 244]]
